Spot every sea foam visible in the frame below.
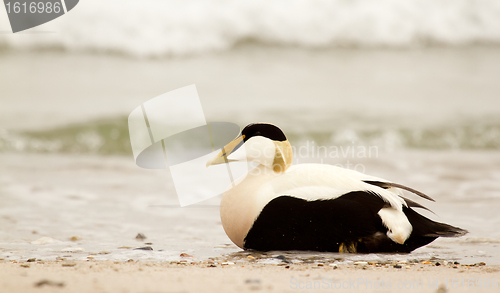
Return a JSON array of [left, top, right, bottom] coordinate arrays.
[[1, 0, 500, 57]]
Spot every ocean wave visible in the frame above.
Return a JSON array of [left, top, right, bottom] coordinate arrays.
[[1, 116, 500, 155], [0, 118, 131, 155], [1, 0, 500, 57]]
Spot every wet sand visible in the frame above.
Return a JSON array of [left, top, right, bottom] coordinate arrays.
[[1, 151, 499, 293]]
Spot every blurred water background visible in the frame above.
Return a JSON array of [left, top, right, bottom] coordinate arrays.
[[1, 0, 500, 153]]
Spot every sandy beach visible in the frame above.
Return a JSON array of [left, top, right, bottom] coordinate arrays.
[[1, 259, 499, 293]]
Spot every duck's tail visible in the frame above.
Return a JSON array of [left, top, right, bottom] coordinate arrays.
[[403, 207, 468, 238]]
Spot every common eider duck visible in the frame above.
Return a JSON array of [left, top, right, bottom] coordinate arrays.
[[206, 123, 467, 253]]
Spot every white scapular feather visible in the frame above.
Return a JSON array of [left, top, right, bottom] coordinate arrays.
[[378, 207, 413, 244]]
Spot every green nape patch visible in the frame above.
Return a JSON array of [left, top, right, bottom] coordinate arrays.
[[0, 117, 132, 155]]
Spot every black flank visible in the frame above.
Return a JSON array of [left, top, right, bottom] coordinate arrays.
[[243, 191, 467, 253]]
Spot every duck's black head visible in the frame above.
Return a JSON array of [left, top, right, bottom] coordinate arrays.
[[241, 123, 287, 142], [206, 122, 292, 172]]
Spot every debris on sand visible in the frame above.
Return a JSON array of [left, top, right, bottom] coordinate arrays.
[[60, 247, 84, 252], [31, 237, 59, 245], [135, 233, 147, 240], [69, 236, 81, 241], [34, 279, 64, 287], [134, 246, 153, 251]]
